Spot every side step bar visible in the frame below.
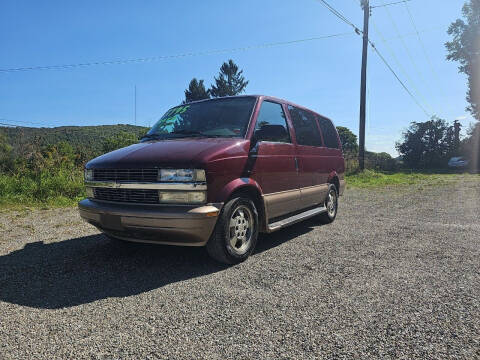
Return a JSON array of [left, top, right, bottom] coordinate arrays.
[[267, 206, 327, 232]]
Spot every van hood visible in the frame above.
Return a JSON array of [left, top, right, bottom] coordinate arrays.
[[86, 138, 249, 169]]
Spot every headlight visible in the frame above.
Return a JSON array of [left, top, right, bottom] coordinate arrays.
[[158, 169, 206, 182], [158, 191, 206, 204], [84, 169, 94, 181]]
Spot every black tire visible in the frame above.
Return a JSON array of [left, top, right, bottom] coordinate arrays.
[[206, 196, 259, 264], [319, 183, 338, 224]]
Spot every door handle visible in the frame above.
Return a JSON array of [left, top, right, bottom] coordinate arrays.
[[294, 157, 299, 171]]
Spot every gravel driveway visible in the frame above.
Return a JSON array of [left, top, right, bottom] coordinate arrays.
[[0, 175, 479, 359]]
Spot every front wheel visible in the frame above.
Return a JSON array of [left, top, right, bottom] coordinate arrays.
[[206, 196, 259, 264], [319, 184, 338, 224]]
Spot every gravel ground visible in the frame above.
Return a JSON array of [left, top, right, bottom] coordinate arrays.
[[0, 175, 479, 359]]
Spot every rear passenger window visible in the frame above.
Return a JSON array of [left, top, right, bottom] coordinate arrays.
[[253, 101, 291, 143], [288, 106, 323, 147], [317, 116, 339, 149]]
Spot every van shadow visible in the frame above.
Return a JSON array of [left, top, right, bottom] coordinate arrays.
[[0, 220, 316, 309]]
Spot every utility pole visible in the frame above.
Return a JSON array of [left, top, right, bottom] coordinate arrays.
[[359, 0, 370, 171], [453, 119, 461, 153]]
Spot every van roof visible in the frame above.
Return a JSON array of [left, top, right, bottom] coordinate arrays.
[[184, 95, 333, 122]]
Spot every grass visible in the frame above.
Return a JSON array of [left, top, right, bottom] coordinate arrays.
[[345, 169, 478, 188], [0, 169, 85, 209]]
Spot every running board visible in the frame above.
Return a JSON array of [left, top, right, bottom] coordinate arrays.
[[267, 206, 327, 232]]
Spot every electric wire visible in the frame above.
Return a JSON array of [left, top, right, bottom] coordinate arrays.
[[403, 2, 448, 103], [383, 25, 445, 42], [315, 0, 363, 32], [318, 0, 432, 117], [2, 0, 435, 121], [371, 0, 411, 9], [0, 33, 353, 73], [368, 40, 430, 117], [370, 19, 433, 115], [384, 3, 444, 116], [383, 5, 428, 91]]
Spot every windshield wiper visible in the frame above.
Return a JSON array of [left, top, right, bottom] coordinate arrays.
[[140, 133, 163, 141], [170, 130, 208, 137], [170, 130, 237, 138], [142, 130, 232, 141]]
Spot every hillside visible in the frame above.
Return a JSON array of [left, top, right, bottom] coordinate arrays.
[[1, 124, 149, 156]]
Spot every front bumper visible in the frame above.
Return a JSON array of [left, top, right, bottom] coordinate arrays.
[[78, 199, 222, 246]]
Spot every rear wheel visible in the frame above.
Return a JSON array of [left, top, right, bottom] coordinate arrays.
[[206, 196, 259, 264], [319, 184, 338, 224]]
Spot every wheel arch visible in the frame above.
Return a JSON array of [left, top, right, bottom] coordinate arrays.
[[217, 178, 266, 232], [327, 171, 340, 194]]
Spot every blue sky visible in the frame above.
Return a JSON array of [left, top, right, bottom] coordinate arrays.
[[0, 0, 472, 155]]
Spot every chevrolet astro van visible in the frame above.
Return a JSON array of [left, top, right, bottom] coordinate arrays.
[[79, 95, 345, 264]]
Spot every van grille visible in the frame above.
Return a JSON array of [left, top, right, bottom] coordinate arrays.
[[94, 188, 159, 204], [93, 168, 158, 182]]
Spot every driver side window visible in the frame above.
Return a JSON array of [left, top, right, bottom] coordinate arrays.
[[253, 101, 291, 143]]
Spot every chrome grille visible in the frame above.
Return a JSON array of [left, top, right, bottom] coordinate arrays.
[[93, 168, 158, 182], [94, 188, 159, 204]]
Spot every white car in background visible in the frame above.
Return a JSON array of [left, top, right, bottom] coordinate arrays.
[[448, 157, 469, 168]]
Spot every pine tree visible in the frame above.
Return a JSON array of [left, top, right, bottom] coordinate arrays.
[[184, 78, 210, 103], [210, 60, 249, 97]]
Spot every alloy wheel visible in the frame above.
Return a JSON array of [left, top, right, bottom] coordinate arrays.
[[326, 189, 337, 218], [228, 205, 254, 255]]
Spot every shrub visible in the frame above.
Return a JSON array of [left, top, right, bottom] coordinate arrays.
[[344, 151, 398, 174]]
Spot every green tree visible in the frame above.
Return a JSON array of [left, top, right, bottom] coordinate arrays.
[[336, 126, 358, 154], [210, 59, 249, 97], [446, 0, 480, 120], [102, 131, 139, 153], [396, 117, 456, 169], [40, 142, 76, 169], [184, 78, 210, 103], [365, 151, 397, 172], [0, 131, 14, 172], [460, 122, 480, 170]]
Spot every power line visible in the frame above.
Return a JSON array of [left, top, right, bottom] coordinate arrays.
[[404, 2, 447, 102], [368, 41, 430, 117], [315, 0, 363, 33], [384, 5, 428, 89], [370, 18, 433, 115], [2, 0, 435, 123], [371, 0, 411, 9], [347, 0, 443, 39], [0, 33, 353, 73], [317, 0, 431, 117], [384, 4, 443, 116], [383, 25, 445, 42]]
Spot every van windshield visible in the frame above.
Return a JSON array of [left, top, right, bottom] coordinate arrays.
[[144, 97, 257, 140]]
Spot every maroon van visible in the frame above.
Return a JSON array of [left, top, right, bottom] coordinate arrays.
[[78, 95, 345, 264]]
